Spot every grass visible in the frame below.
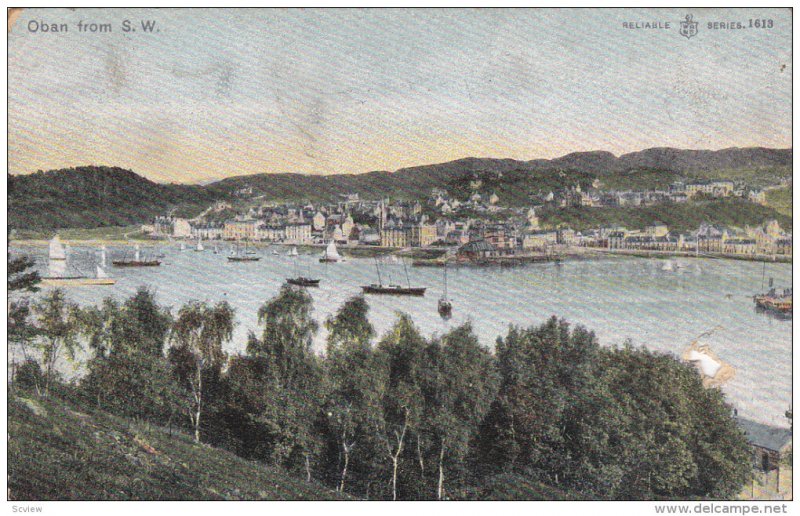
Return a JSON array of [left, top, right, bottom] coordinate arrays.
[[8, 391, 344, 501], [11, 225, 147, 242], [765, 187, 792, 218]]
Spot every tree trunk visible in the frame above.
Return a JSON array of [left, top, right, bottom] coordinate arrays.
[[437, 442, 446, 500], [417, 437, 425, 476], [390, 418, 408, 501], [339, 441, 351, 493], [305, 454, 312, 482], [193, 365, 203, 443]]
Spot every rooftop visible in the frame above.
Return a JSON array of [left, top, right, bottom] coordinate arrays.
[[736, 417, 792, 452]]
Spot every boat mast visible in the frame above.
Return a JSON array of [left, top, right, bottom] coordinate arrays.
[[443, 263, 448, 299], [761, 260, 766, 291], [403, 258, 411, 288], [374, 257, 383, 285]]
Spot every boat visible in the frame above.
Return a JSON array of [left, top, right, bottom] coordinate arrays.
[[288, 246, 299, 257], [41, 236, 116, 286], [112, 244, 161, 267], [362, 257, 426, 296], [754, 287, 792, 315], [179, 242, 186, 251], [287, 252, 320, 286], [320, 241, 345, 263], [228, 241, 261, 262], [99, 245, 107, 267], [753, 264, 792, 316], [438, 264, 452, 318], [287, 277, 321, 287], [213, 245, 219, 254], [661, 260, 674, 271], [195, 237, 205, 252]]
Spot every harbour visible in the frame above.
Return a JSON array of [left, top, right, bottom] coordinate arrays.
[[9, 242, 792, 429]]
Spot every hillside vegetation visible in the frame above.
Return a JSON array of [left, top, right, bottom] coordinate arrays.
[[7, 147, 791, 231], [8, 391, 342, 501]]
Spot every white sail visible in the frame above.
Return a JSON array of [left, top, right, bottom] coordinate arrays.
[[96, 265, 109, 279], [289, 246, 299, 257], [134, 244, 141, 262], [100, 246, 107, 267], [180, 242, 186, 251], [196, 237, 204, 251], [325, 241, 341, 260], [49, 235, 66, 260], [48, 258, 67, 278], [661, 260, 673, 271]]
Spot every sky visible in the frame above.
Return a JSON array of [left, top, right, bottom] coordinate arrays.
[[8, 8, 792, 184]]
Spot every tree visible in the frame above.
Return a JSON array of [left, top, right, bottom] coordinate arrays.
[[80, 288, 180, 425], [170, 300, 235, 443], [8, 252, 41, 385], [29, 289, 83, 397], [374, 314, 427, 500], [323, 295, 384, 495], [424, 323, 498, 500], [248, 285, 323, 477]]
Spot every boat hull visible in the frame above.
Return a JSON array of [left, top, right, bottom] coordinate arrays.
[[227, 256, 261, 262], [319, 258, 344, 263], [361, 285, 426, 296], [42, 277, 116, 286], [112, 260, 161, 267], [287, 278, 321, 287]]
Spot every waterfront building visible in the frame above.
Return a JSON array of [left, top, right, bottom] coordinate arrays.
[[224, 219, 259, 240]]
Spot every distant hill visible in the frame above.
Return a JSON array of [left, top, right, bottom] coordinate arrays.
[[8, 147, 791, 230], [8, 166, 218, 230], [8, 393, 343, 500]]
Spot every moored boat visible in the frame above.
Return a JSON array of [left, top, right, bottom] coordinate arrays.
[[362, 257, 426, 296], [112, 244, 161, 267], [320, 241, 345, 263], [287, 277, 321, 287]]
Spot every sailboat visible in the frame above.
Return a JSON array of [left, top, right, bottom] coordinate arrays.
[[179, 242, 186, 251], [661, 260, 674, 271], [438, 264, 452, 318], [228, 241, 261, 262], [99, 245, 107, 267], [319, 241, 345, 263], [286, 254, 320, 287], [213, 245, 219, 254], [195, 237, 205, 252], [362, 257, 426, 296], [112, 244, 161, 267], [288, 246, 299, 257], [41, 236, 116, 286]]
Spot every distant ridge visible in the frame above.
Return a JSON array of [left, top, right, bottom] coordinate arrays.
[[8, 147, 792, 231]]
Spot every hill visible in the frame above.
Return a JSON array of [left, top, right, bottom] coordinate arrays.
[[8, 393, 343, 500], [8, 166, 218, 231], [7, 147, 792, 230]]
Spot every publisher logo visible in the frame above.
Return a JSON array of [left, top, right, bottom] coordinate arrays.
[[679, 14, 698, 39]]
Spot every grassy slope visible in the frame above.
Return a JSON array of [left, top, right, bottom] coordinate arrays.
[[765, 187, 792, 218], [8, 394, 343, 501]]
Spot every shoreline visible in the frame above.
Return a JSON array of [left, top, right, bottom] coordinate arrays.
[[10, 238, 792, 264]]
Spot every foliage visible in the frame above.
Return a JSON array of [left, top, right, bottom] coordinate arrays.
[[28, 289, 84, 397], [539, 197, 791, 232], [169, 300, 235, 442], [765, 186, 792, 218], [81, 288, 181, 425]]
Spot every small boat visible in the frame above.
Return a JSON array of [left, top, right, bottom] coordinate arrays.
[[362, 257, 426, 296], [179, 242, 186, 251], [287, 277, 321, 287], [113, 244, 161, 267], [228, 242, 261, 262], [288, 246, 299, 257], [320, 241, 345, 263], [438, 264, 452, 318], [363, 284, 426, 296], [661, 260, 674, 271], [213, 245, 219, 254], [272, 249, 279, 255], [195, 237, 205, 252]]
